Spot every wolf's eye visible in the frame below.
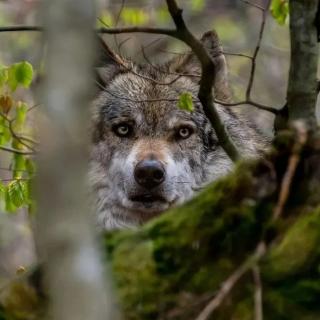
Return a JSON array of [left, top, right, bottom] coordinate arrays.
[[177, 126, 193, 139], [113, 123, 132, 137]]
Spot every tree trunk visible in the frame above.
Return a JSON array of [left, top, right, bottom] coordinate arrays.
[[287, 0, 319, 129], [32, 1, 118, 320]]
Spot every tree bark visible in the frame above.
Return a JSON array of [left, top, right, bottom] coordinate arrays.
[[287, 0, 319, 129], [32, 1, 118, 320]]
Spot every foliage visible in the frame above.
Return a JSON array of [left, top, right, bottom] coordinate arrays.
[[270, 0, 289, 25], [0, 61, 36, 214], [178, 92, 194, 112]]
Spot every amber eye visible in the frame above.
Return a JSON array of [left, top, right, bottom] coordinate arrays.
[[113, 123, 133, 137], [177, 126, 193, 139]]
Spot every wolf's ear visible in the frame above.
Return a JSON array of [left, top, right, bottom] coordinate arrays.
[[95, 37, 125, 88], [168, 30, 231, 102]]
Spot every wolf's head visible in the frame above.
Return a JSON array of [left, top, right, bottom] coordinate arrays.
[[90, 31, 268, 230]]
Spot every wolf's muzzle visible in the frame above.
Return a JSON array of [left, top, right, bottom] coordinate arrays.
[[134, 159, 165, 189]]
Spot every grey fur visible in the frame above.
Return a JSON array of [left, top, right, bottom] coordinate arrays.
[[90, 31, 269, 230]]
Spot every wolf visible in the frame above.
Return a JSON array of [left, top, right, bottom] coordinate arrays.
[[90, 31, 269, 230]]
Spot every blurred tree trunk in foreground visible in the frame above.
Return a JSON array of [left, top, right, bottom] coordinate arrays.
[[19, 0, 117, 320]]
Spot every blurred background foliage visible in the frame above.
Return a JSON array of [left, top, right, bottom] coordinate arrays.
[[0, 0, 293, 305]]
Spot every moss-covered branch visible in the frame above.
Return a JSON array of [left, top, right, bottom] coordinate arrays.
[[2, 132, 320, 320]]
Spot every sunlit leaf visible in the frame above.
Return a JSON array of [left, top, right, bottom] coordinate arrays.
[[6, 180, 28, 210], [15, 61, 34, 87], [5, 185, 17, 212], [15, 102, 28, 129], [178, 92, 194, 112], [8, 61, 34, 91], [270, 0, 289, 25], [0, 117, 11, 146], [121, 8, 149, 26]]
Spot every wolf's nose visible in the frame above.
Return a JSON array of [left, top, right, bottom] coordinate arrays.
[[134, 160, 165, 189]]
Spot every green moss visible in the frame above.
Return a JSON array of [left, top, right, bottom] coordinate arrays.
[[263, 208, 320, 281]]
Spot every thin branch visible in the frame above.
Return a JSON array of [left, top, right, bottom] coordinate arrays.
[[0, 26, 42, 32], [215, 99, 279, 115], [245, 0, 271, 100], [273, 121, 308, 220], [164, 0, 241, 161], [0, 25, 177, 36], [240, 0, 265, 11], [0, 111, 38, 152], [113, 0, 126, 55], [223, 51, 253, 60], [252, 265, 263, 320], [195, 242, 266, 320], [0, 145, 34, 155]]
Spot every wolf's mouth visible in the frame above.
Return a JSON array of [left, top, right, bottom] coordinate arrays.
[[130, 194, 166, 203]]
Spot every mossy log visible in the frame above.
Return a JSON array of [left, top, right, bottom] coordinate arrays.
[[1, 132, 320, 320]]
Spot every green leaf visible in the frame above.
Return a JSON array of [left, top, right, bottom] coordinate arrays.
[[0, 117, 11, 146], [0, 66, 8, 87], [7, 61, 34, 91], [15, 102, 28, 129], [178, 92, 194, 112], [6, 180, 28, 210], [270, 0, 289, 25], [121, 8, 149, 26], [5, 185, 17, 212]]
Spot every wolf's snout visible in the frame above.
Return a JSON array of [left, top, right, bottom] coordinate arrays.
[[134, 159, 165, 189]]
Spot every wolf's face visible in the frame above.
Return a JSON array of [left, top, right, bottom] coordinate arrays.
[[90, 32, 268, 230]]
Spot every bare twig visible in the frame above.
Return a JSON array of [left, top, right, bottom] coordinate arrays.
[[0, 111, 38, 152], [245, 0, 271, 100], [164, 0, 240, 161], [273, 121, 308, 220], [252, 265, 263, 320], [0, 26, 42, 32], [241, 0, 265, 11], [0, 145, 34, 155], [195, 242, 266, 320], [223, 51, 253, 60], [113, 0, 126, 55], [215, 99, 279, 115]]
